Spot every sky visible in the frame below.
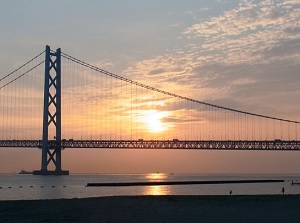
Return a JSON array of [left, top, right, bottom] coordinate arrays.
[[0, 0, 300, 174]]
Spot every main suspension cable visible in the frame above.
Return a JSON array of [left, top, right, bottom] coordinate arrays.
[[61, 52, 300, 124], [0, 50, 45, 82], [0, 61, 44, 90]]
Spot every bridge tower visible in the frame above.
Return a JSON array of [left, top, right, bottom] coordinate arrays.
[[33, 45, 69, 175]]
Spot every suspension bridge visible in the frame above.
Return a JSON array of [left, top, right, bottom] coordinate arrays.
[[0, 45, 299, 175]]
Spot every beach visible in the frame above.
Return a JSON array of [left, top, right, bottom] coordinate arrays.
[[1, 195, 300, 223]]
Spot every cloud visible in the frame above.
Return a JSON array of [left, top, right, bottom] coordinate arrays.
[[123, 0, 300, 118], [149, 68, 166, 76], [185, 0, 300, 64]]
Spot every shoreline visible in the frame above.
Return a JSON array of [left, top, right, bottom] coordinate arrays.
[[1, 195, 300, 222]]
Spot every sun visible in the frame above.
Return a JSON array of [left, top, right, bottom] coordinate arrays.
[[142, 110, 169, 133]]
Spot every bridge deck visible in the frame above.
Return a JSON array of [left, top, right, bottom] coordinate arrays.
[[0, 140, 300, 150]]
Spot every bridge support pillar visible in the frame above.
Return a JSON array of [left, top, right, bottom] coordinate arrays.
[[33, 45, 69, 176]]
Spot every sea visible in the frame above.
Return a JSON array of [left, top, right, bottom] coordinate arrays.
[[0, 173, 300, 200]]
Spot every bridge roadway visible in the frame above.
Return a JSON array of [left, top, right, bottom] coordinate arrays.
[[0, 140, 300, 150]]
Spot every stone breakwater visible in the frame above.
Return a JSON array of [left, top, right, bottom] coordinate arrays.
[[86, 179, 284, 187]]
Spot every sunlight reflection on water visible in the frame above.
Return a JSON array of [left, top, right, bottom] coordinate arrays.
[[143, 185, 171, 195], [145, 172, 168, 181], [143, 173, 171, 195]]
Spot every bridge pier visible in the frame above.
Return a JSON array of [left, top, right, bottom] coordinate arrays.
[[33, 170, 69, 175], [34, 45, 69, 176]]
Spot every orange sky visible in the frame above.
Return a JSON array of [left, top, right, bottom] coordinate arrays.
[[1, 0, 300, 173]]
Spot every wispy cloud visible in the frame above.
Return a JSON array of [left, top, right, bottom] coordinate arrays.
[[124, 0, 300, 117]]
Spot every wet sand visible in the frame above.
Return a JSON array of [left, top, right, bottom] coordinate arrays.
[[1, 195, 300, 223]]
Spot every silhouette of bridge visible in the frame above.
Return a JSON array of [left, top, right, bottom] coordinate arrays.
[[1, 45, 299, 175]]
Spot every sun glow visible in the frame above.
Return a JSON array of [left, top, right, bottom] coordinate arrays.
[[141, 110, 169, 133]]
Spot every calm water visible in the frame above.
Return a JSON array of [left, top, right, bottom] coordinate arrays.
[[0, 173, 299, 200]]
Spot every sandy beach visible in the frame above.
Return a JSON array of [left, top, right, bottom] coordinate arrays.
[[1, 195, 300, 223]]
